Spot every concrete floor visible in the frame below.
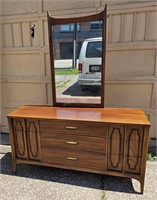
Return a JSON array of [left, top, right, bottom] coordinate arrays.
[[0, 133, 157, 200]]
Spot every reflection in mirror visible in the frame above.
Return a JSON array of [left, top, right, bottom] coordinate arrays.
[[52, 20, 102, 105]]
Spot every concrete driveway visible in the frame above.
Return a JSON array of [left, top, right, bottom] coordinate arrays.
[[0, 137, 157, 200], [55, 75, 101, 99]]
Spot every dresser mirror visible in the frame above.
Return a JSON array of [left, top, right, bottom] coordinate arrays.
[[47, 6, 107, 107]]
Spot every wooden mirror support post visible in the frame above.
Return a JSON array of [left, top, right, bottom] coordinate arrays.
[[7, 5, 150, 194]]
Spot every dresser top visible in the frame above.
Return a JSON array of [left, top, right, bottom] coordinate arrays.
[[7, 106, 150, 126]]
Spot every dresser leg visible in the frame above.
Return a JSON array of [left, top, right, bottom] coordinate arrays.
[[12, 162, 17, 174], [140, 179, 144, 194]]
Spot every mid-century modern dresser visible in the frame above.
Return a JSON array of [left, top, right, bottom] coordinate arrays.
[[7, 106, 150, 194], [7, 6, 150, 194]]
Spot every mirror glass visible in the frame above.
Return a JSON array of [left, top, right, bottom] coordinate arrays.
[[52, 20, 103, 105]]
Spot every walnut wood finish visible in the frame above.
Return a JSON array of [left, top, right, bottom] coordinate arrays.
[[7, 106, 150, 194], [12, 119, 28, 159], [7, 106, 150, 125], [41, 132, 106, 153], [41, 148, 106, 170], [40, 120, 107, 137], [26, 119, 41, 160]]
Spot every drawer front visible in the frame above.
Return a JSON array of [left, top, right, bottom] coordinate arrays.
[[40, 120, 106, 137], [41, 132, 106, 153], [41, 147, 105, 170]]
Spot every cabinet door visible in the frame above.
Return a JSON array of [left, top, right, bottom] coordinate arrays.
[[26, 120, 41, 160], [125, 126, 143, 174], [13, 119, 28, 159], [107, 124, 125, 172]]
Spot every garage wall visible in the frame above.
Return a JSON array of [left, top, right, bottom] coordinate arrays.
[[0, 0, 157, 147]]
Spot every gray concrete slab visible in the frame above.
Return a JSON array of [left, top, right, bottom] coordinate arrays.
[[0, 152, 103, 200], [0, 145, 157, 200]]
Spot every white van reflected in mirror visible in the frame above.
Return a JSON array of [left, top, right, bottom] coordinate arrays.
[[78, 37, 102, 90]]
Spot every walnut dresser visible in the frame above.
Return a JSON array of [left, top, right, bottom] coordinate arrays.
[[7, 105, 150, 194]]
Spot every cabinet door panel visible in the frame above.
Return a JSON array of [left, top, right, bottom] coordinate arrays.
[[13, 119, 28, 159], [125, 126, 143, 174], [125, 156, 141, 174], [107, 155, 123, 171], [107, 124, 125, 172], [26, 120, 41, 160]]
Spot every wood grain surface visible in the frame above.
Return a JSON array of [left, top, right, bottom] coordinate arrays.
[[7, 105, 150, 126]]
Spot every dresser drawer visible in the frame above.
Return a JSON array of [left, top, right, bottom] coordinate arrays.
[[41, 132, 106, 153], [40, 120, 106, 137], [41, 147, 105, 170]]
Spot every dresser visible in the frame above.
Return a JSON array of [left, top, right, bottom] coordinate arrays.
[[7, 105, 150, 194]]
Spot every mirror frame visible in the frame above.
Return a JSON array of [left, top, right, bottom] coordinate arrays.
[[47, 5, 107, 108]]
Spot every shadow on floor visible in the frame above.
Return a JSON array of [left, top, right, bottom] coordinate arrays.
[[0, 152, 139, 194], [62, 82, 101, 97]]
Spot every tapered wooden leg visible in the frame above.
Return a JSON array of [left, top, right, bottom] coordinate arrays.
[[8, 118, 17, 174], [140, 179, 144, 194], [12, 162, 17, 174]]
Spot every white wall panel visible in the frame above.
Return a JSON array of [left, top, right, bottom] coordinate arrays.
[[2, 53, 41, 77], [0, 0, 157, 142], [43, 20, 48, 46], [0, 24, 5, 48], [45, 53, 51, 77], [111, 14, 121, 43], [2, 82, 44, 106], [12, 23, 22, 47], [46, 83, 53, 104], [1, 0, 38, 16], [123, 13, 134, 42], [148, 11, 157, 40], [135, 12, 146, 41], [21, 22, 31, 47], [106, 50, 156, 78], [42, 0, 96, 12], [106, 83, 152, 108], [31, 21, 39, 47], [3, 23, 13, 47]]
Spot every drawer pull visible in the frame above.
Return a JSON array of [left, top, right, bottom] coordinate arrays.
[[66, 157, 79, 161], [65, 141, 78, 145], [65, 126, 78, 130]]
